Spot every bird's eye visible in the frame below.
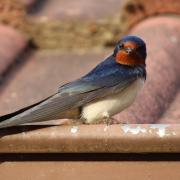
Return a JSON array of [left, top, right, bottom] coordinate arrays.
[[125, 48, 132, 54], [119, 43, 124, 49]]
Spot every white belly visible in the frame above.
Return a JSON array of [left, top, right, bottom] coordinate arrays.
[[82, 78, 144, 124]]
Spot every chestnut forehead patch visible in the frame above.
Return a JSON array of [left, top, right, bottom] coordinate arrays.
[[123, 41, 139, 49]]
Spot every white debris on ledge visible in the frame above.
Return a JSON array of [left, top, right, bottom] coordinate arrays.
[[121, 124, 147, 135], [70, 126, 79, 134], [121, 124, 172, 138], [150, 124, 170, 138]]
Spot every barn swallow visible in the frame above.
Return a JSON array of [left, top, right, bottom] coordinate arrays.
[[0, 35, 147, 128]]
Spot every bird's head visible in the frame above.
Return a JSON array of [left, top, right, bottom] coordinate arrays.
[[113, 35, 147, 66]]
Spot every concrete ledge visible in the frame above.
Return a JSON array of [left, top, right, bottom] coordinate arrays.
[[0, 124, 180, 153], [1, 160, 180, 180]]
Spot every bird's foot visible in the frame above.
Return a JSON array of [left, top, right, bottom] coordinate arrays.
[[102, 112, 114, 126]]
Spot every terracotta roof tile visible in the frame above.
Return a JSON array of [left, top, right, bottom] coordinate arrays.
[[17, 0, 36, 7], [159, 91, 180, 123], [0, 25, 27, 76]]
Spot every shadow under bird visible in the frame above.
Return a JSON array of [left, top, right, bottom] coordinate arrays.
[[0, 35, 147, 129]]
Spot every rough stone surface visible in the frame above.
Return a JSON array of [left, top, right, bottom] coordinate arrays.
[[29, 0, 125, 20], [121, 0, 180, 29]]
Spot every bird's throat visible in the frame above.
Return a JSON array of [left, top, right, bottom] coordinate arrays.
[[115, 51, 145, 66]]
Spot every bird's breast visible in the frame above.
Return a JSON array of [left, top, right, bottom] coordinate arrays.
[[82, 78, 144, 124]]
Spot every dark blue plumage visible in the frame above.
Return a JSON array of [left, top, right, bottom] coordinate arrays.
[[82, 55, 146, 85], [120, 35, 146, 47]]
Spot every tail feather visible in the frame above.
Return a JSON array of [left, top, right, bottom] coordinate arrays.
[[0, 94, 58, 129], [0, 98, 48, 122]]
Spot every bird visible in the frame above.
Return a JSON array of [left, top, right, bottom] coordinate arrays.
[[0, 35, 147, 129]]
